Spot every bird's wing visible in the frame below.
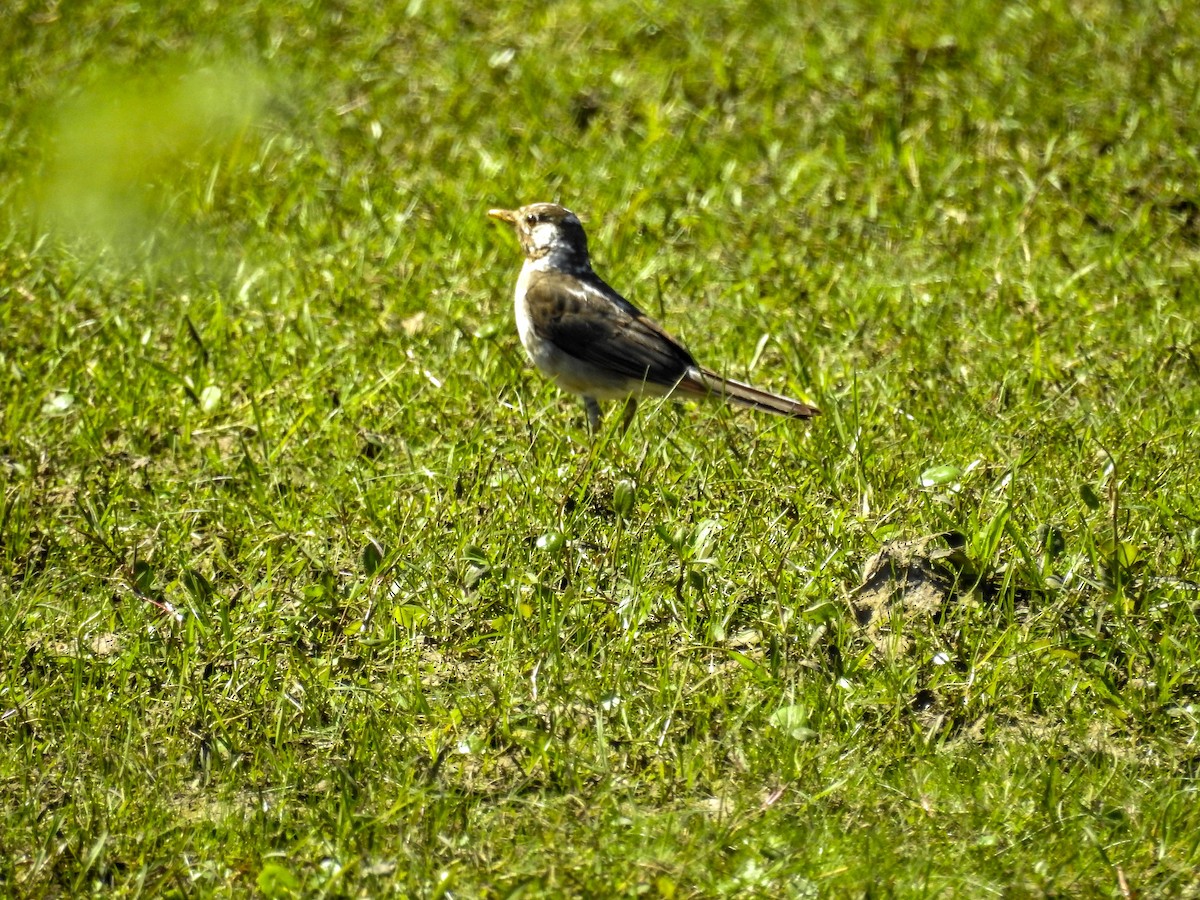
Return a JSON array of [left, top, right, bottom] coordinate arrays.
[[523, 270, 697, 386]]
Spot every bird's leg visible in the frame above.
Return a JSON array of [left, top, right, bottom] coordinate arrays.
[[584, 397, 602, 434], [619, 396, 638, 434]]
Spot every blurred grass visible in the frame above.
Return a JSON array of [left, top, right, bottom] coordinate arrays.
[[2, 0, 1200, 896], [32, 62, 268, 250]]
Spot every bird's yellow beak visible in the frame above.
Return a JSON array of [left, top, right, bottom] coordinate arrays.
[[487, 208, 517, 224]]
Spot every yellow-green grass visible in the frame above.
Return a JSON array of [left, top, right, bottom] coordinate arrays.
[[2, 1, 1199, 895]]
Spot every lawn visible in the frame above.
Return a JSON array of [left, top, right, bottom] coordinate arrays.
[[2, 0, 1199, 895]]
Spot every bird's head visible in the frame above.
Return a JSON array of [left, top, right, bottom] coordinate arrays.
[[488, 202, 591, 270]]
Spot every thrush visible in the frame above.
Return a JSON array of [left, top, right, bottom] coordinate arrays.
[[487, 202, 820, 432]]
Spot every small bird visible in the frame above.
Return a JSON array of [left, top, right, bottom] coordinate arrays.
[[488, 202, 820, 432]]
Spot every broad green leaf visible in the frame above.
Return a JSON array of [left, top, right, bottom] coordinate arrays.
[[920, 464, 962, 488]]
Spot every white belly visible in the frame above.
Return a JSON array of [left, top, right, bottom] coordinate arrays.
[[512, 262, 658, 400]]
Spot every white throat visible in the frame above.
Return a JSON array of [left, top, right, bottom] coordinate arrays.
[[529, 221, 562, 252], [527, 249, 587, 274]]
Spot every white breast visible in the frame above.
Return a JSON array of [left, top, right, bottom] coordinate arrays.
[[513, 261, 542, 358], [510, 257, 659, 401]]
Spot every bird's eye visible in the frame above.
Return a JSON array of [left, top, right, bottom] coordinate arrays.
[[524, 214, 538, 226]]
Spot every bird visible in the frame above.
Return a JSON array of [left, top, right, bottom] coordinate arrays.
[[487, 202, 820, 432]]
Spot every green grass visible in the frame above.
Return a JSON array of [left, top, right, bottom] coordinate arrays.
[[3, 0, 1200, 895]]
